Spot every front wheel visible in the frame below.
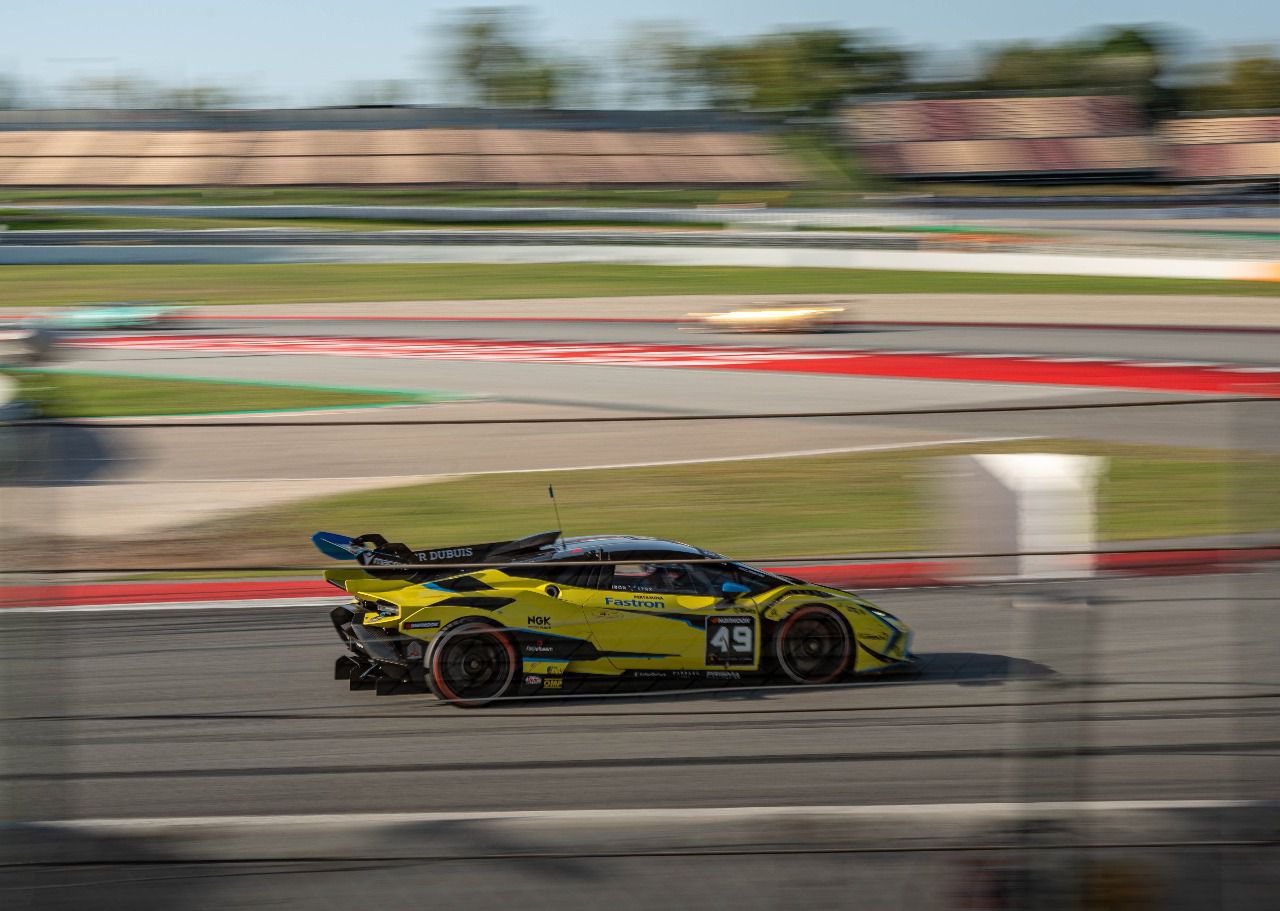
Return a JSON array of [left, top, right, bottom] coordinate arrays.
[[770, 606, 853, 685], [426, 623, 520, 708]]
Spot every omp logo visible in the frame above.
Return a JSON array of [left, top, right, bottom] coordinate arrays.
[[527, 616, 551, 627], [605, 596, 664, 609], [426, 547, 474, 560]]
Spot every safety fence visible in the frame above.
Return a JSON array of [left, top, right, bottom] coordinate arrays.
[[1, 396, 1276, 910]]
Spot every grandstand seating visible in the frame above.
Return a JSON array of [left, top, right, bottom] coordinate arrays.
[[1162, 116, 1280, 179], [844, 95, 1161, 180], [0, 124, 801, 187]]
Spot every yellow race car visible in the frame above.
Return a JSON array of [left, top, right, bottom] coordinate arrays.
[[685, 305, 847, 333], [314, 530, 915, 707]]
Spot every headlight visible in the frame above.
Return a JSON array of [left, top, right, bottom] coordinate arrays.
[[374, 599, 399, 617]]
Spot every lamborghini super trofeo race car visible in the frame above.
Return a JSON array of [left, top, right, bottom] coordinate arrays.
[[315, 529, 915, 707]]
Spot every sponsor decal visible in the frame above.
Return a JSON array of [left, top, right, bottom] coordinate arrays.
[[437, 616, 485, 635], [525, 645, 554, 654], [705, 615, 756, 665], [527, 615, 551, 628], [543, 678, 563, 690], [706, 670, 742, 680], [605, 596, 665, 609], [863, 631, 889, 641], [403, 620, 441, 630], [425, 547, 475, 561], [633, 671, 669, 678], [525, 675, 543, 686]]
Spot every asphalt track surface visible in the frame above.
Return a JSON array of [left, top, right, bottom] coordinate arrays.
[[143, 318, 1280, 366], [2, 572, 1277, 911], [3, 574, 1275, 822]]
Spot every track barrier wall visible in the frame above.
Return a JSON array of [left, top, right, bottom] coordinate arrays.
[[2, 239, 1277, 279]]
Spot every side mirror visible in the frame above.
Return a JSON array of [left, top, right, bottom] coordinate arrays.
[[721, 581, 751, 600]]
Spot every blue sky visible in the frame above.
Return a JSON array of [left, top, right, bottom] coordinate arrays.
[[7, 1, 1279, 105]]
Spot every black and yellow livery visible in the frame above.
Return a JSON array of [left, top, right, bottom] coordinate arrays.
[[314, 530, 915, 707]]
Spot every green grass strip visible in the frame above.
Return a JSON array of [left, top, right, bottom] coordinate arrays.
[[3, 263, 1277, 307], [8, 369, 434, 418], [0, 212, 722, 232], [198, 440, 1277, 562]]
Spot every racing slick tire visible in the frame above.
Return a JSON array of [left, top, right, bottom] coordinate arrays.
[[770, 605, 854, 685], [426, 622, 520, 708]]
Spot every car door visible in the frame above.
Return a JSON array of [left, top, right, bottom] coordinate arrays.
[[579, 554, 759, 672]]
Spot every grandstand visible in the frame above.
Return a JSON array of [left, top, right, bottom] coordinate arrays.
[[844, 95, 1163, 182], [1162, 115, 1280, 181], [0, 108, 804, 188]]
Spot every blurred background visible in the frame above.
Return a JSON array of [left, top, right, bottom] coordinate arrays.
[[1, 3, 1277, 910]]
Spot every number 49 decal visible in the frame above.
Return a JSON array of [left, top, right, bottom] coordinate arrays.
[[706, 615, 756, 666]]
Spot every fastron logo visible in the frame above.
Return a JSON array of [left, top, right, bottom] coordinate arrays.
[[604, 596, 664, 609]]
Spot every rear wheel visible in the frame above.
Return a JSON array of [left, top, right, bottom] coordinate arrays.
[[771, 606, 853, 684], [427, 623, 519, 708]]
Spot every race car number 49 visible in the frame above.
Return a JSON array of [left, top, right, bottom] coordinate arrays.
[[706, 615, 754, 665]]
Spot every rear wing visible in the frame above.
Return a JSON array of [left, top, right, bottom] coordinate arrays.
[[311, 530, 561, 581]]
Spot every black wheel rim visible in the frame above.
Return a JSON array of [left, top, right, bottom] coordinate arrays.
[[437, 632, 513, 702], [780, 614, 848, 682]]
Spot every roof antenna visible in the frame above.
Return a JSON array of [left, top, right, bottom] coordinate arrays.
[[548, 485, 564, 536]]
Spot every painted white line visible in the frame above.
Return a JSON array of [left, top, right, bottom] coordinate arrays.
[[2, 597, 345, 615], [461, 435, 1041, 475], [10, 436, 1043, 486], [44, 799, 1267, 830], [3, 435, 1039, 613], [5, 437, 1038, 613]]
